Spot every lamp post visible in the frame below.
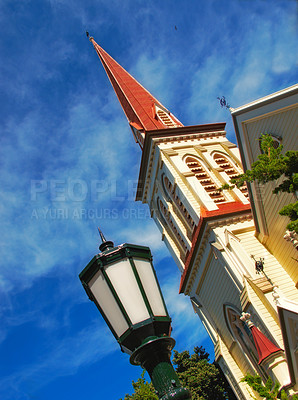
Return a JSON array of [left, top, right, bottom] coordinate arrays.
[[79, 230, 191, 400]]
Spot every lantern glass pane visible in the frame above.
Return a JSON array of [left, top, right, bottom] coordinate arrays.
[[134, 258, 167, 316], [89, 269, 129, 337], [105, 258, 150, 325]]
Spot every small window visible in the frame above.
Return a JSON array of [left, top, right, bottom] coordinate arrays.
[[155, 104, 179, 128]]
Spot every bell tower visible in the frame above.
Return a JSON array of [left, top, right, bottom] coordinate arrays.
[[88, 36, 251, 272]]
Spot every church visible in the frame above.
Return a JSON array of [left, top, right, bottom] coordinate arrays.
[[88, 36, 298, 399]]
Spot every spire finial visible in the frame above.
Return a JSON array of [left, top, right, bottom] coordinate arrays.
[[240, 312, 254, 328], [272, 285, 280, 305], [86, 31, 94, 42], [97, 227, 114, 252]]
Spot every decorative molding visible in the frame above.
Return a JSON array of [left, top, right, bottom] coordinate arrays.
[[182, 171, 195, 178], [244, 276, 279, 325], [210, 241, 224, 251], [194, 245, 213, 295], [240, 285, 251, 311], [240, 312, 254, 327], [224, 228, 241, 247], [221, 140, 238, 149], [194, 145, 207, 152], [162, 149, 179, 156], [214, 340, 222, 360], [252, 276, 274, 294], [283, 230, 298, 250]]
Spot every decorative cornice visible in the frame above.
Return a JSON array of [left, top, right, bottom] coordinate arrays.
[[136, 123, 227, 201], [162, 149, 179, 156]]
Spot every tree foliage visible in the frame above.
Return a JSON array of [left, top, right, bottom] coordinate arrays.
[[241, 373, 298, 400], [120, 370, 158, 400], [223, 134, 298, 233], [173, 346, 236, 400], [120, 346, 237, 400]]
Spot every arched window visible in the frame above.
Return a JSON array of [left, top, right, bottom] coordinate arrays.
[[185, 156, 226, 203], [213, 152, 249, 198], [155, 104, 179, 128], [163, 175, 196, 233], [224, 305, 267, 380], [157, 198, 188, 258]]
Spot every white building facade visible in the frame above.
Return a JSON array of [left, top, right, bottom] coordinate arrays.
[[89, 37, 298, 399]]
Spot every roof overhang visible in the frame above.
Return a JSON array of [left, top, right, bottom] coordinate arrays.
[[230, 84, 298, 234], [179, 202, 251, 294], [230, 84, 298, 117]]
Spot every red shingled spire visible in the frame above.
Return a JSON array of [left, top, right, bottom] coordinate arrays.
[[89, 37, 183, 135], [250, 325, 282, 364], [239, 312, 282, 365]]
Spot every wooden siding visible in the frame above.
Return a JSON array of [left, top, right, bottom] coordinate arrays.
[[236, 230, 298, 303], [217, 338, 261, 400], [242, 105, 298, 283], [197, 253, 242, 349], [244, 279, 284, 348]]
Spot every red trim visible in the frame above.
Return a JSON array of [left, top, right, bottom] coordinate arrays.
[[179, 202, 251, 293], [203, 201, 250, 218], [130, 121, 144, 131], [250, 325, 282, 364]]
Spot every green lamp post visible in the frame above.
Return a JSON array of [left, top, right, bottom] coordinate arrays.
[[79, 230, 191, 400]]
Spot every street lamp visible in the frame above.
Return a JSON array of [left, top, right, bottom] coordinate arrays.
[[79, 230, 191, 400]]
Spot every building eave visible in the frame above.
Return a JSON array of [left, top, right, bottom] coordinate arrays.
[[231, 84, 298, 234], [230, 84, 298, 117], [179, 203, 252, 294]]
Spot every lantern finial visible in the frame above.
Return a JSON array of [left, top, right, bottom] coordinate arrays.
[[97, 227, 114, 252]]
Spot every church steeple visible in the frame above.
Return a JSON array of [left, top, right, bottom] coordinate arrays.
[[88, 36, 183, 145]]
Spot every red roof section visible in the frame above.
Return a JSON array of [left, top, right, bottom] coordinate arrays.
[[90, 37, 183, 132], [250, 325, 282, 364], [179, 202, 251, 293]]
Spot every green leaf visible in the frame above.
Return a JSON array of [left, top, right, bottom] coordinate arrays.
[[225, 134, 298, 233]]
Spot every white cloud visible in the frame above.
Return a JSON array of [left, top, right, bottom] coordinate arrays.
[[162, 273, 208, 351], [0, 2, 296, 398], [0, 83, 145, 292]]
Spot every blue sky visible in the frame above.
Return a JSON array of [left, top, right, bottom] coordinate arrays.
[[0, 0, 296, 399]]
